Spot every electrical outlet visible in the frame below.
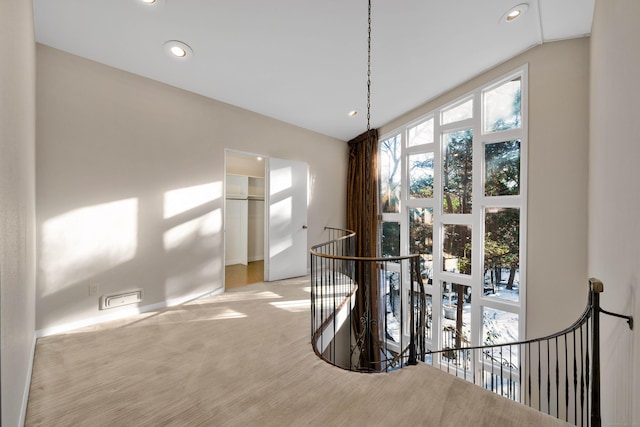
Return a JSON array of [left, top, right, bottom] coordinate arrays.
[[89, 284, 99, 296]]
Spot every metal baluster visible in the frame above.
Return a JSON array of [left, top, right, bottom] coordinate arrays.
[[590, 279, 602, 427], [573, 331, 578, 425], [319, 255, 324, 360], [348, 258, 353, 370], [399, 261, 404, 368], [580, 324, 585, 426], [527, 344, 531, 407], [521, 343, 525, 405], [473, 347, 476, 385], [500, 347, 504, 397], [310, 253, 315, 340], [333, 255, 337, 366], [489, 348, 497, 391], [509, 344, 513, 400], [547, 340, 551, 414], [463, 349, 467, 382], [538, 341, 542, 411], [585, 314, 590, 427], [555, 337, 560, 417], [565, 334, 569, 422]]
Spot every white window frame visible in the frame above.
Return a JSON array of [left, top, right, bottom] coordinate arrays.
[[379, 65, 528, 375]]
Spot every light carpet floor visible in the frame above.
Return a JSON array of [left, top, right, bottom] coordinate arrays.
[[26, 277, 568, 426]]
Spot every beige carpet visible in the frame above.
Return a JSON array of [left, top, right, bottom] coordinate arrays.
[[26, 277, 568, 426]]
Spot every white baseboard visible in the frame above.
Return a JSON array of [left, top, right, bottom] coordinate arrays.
[[19, 333, 37, 427], [36, 288, 225, 338]]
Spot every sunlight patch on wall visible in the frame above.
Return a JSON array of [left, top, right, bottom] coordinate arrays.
[[163, 182, 222, 219], [163, 208, 222, 251], [41, 198, 138, 296], [270, 166, 292, 195]]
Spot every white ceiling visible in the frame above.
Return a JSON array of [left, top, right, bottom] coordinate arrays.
[[33, 0, 594, 141]]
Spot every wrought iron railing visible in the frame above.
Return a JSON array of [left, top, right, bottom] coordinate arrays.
[[310, 227, 425, 372], [310, 228, 634, 426], [421, 278, 633, 426]]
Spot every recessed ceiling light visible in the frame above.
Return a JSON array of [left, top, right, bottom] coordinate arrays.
[[138, 0, 166, 7], [171, 46, 186, 57], [507, 10, 521, 20], [501, 3, 529, 23], [163, 40, 193, 60], [348, 110, 358, 117]]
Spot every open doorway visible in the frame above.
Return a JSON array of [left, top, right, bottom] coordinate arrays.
[[224, 150, 265, 288]]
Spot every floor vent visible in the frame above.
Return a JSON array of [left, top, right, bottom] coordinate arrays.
[[100, 289, 143, 310]]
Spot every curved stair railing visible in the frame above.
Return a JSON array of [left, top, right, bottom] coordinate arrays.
[[423, 278, 633, 426], [310, 228, 634, 427], [310, 227, 425, 372]]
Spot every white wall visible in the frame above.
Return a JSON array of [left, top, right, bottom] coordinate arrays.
[[381, 38, 590, 338], [589, 0, 640, 425], [0, 0, 37, 425], [36, 44, 348, 334], [226, 151, 265, 178]]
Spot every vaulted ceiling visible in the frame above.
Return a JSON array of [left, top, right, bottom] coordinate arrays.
[[34, 0, 594, 141]]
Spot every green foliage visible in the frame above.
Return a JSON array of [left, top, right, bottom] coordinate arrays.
[[409, 218, 432, 255], [443, 225, 472, 275], [484, 209, 520, 272], [381, 222, 400, 257], [443, 130, 473, 214], [409, 154, 434, 198], [485, 140, 520, 197]]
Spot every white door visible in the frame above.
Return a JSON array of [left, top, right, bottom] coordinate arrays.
[[224, 198, 248, 266], [265, 157, 308, 281]]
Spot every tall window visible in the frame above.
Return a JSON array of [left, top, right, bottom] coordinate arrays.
[[379, 67, 527, 363]]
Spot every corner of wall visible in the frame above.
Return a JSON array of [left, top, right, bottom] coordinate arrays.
[[19, 334, 38, 427], [1, 0, 38, 425]]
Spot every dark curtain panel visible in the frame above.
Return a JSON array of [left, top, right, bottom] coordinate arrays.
[[347, 129, 381, 370], [347, 129, 378, 257]]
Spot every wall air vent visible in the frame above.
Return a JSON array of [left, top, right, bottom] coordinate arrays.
[[100, 289, 143, 310]]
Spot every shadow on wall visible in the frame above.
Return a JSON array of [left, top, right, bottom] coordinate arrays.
[[37, 181, 225, 334]]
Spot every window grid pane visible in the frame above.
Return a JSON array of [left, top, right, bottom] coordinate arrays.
[[443, 130, 473, 214], [484, 208, 520, 302], [485, 140, 521, 197], [377, 68, 525, 360], [483, 77, 521, 133], [409, 152, 434, 199], [442, 99, 473, 125], [381, 221, 400, 258], [442, 282, 472, 350], [409, 207, 434, 284], [443, 224, 472, 275], [482, 307, 519, 369], [380, 135, 402, 213], [408, 118, 434, 147]]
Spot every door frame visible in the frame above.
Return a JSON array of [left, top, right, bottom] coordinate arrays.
[[224, 149, 267, 288]]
